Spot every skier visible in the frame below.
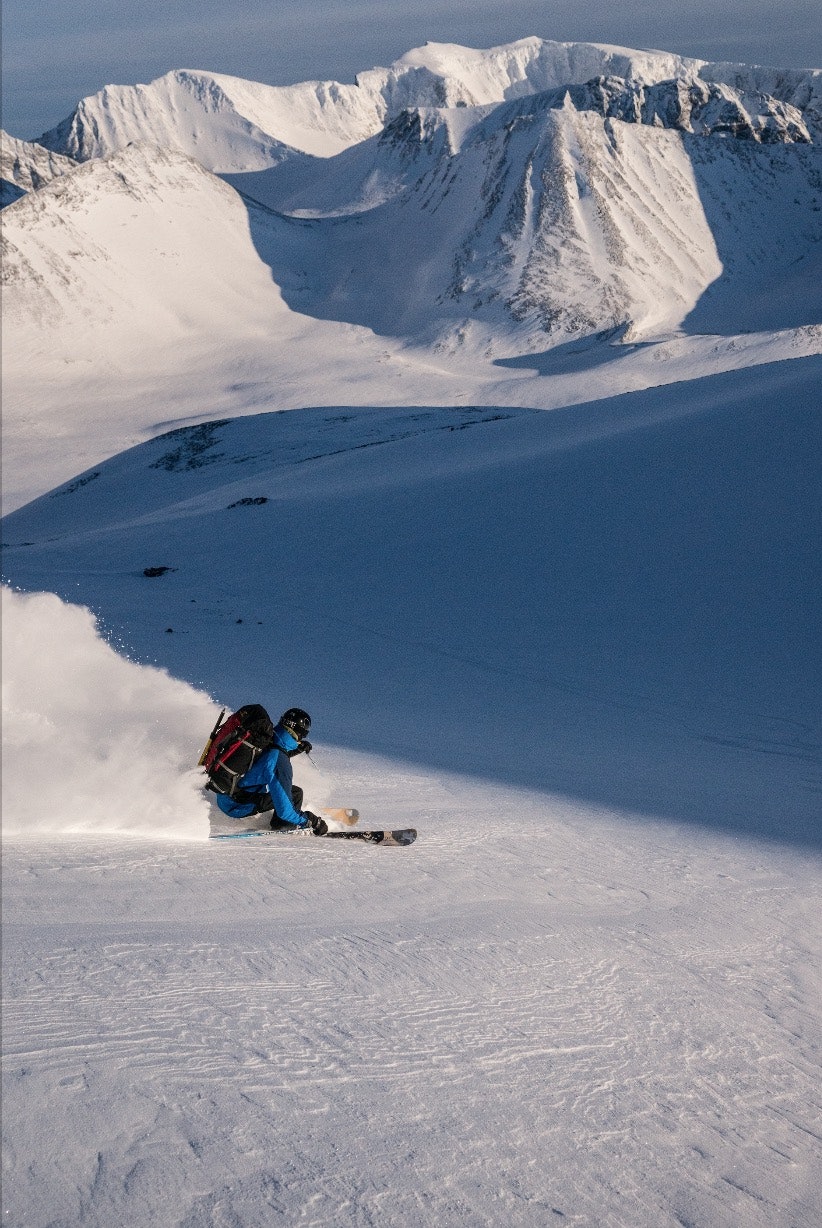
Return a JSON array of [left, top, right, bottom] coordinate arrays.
[[213, 707, 328, 834]]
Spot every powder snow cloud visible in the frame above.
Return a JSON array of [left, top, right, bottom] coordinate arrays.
[[1, 586, 220, 839]]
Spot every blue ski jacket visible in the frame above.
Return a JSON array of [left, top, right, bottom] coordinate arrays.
[[215, 723, 307, 825]]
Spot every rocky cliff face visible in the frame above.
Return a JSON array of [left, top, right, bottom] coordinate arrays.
[[1, 131, 77, 206]]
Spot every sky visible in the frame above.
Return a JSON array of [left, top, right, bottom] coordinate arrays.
[[2, 0, 821, 140]]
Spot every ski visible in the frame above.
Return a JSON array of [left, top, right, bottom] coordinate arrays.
[[320, 827, 416, 846], [321, 807, 359, 826], [209, 829, 309, 839], [210, 826, 416, 846]]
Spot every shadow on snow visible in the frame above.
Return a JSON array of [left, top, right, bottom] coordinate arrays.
[[2, 359, 821, 850]]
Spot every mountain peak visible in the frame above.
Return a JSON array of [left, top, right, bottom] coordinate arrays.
[[35, 38, 821, 177]]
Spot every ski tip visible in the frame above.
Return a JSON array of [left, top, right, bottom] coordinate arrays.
[[314, 827, 417, 845], [321, 806, 360, 826], [363, 827, 417, 846], [392, 828, 417, 845]]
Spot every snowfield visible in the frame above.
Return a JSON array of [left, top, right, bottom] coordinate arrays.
[[2, 32, 822, 1228], [3, 360, 821, 1226], [3, 786, 820, 1227]]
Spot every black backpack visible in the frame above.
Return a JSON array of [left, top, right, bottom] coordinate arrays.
[[199, 704, 276, 797]]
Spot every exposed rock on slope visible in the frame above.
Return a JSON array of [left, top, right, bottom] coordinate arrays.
[[1, 131, 77, 206]]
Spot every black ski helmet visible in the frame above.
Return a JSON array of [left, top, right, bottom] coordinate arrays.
[[280, 707, 311, 740]]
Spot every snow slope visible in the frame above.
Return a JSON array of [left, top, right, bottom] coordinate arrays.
[[4, 359, 820, 844], [2, 353, 821, 1225], [1, 144, 283, 359], [3, 801, 819, 1227]]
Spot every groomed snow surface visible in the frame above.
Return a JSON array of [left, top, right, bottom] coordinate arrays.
[[4, 768, 820, 1228]]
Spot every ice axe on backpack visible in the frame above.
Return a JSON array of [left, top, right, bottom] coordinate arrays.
[[197, 708, 226, 767]]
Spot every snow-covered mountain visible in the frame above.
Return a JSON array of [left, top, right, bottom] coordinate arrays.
[[0, 130, 77, 206], [36, 38, 822, 171], [6, 61, 821, 361], [236, 92, 821, 347], [33, 39, 703, 169], [2, 35, 821, 513], [1, 143, 288, 354], [0, 137, 488, 508]]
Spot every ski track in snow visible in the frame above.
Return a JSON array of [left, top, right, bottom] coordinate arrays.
[[3, 756, 821, 1227]]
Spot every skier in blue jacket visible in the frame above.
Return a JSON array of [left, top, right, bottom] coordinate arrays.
[[214, 708, 328, 833]]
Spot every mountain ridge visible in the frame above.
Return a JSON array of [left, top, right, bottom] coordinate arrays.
[[34, 38, 822, 173], [3, 36, 821, 511]]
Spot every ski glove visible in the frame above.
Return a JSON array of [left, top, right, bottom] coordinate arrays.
[[287, 740, 312, 758], [304, 813, 328, 836]]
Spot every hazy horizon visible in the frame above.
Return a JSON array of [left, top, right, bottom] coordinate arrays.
[[2, 0, 821, 141]]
